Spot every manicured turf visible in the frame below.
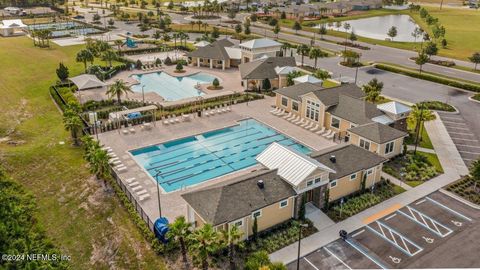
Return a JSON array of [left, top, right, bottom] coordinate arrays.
[[417, 151, 444, 173], [0, 37, 166, 269]]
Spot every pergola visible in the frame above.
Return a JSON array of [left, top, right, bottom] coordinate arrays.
[[109, 105, 158, 132]]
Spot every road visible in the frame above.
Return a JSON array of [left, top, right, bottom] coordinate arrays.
[[249, 23, 480, 83]]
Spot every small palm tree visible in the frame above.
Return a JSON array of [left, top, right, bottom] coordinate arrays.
[[362, 78, 383, 103], [76, 49, 94, 72], [188, 224, 220, 270], [102, 50, 117, 67], [114, 39, 123, 52], [221, 225, 243, 270], [308, 48, 325, 69], [296, 44, 310, 66], [90, 148, 110, 182], [107, 79, 132, 104], [167, 216, 192, 269], [63, 110, 83, 146]]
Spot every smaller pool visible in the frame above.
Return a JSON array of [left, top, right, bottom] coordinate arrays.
[[130, 72, 217, 101]]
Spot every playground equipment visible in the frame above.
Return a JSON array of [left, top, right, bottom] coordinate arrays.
[[125, 37, 137, 48]]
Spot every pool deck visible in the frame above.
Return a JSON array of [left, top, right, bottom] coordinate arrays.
[[97, 97, 336, 222], [80, 65, 243, 106]]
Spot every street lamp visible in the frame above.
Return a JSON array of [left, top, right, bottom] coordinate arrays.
[[296, 223, 309, 270], [142, 85, 146, 106], [154, 170, 163, 218]]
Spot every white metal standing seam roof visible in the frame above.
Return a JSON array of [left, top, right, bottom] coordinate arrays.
[[371, 114, 395, 125], [224, 47, 242, 59], [293, 74, 323, 84], [239, 38, 282, 49], [69, 74, 106, 90], [256, 143, 335, 186], [377, 101, 411, 115]]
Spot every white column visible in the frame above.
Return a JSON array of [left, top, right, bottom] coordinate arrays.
[[222, 60, 225, 70], [210, 59, 213, 69], [197, 58, 200, 67]]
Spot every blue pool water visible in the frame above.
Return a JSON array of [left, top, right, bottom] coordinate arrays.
[[130, 119, 311, 192], [130, 72, 216, 101]]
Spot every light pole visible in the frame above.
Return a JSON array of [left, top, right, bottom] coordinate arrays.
[[142, 85, 146, 106], [154, 170, 162, 217], [296, 223, 309, 270], [354, 65, 359, 84]]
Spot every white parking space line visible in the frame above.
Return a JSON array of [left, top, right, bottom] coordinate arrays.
[[304, 257, 320, 270], [323, 247, 352, 270], [345, 239, 387, 269], [441, 117, 464, 121], [445, 126, 471, 131], [456, 144, 480, 148], [448, 132, 475, 136], [459, 150, 480, 155], [426, 197, 472, 221], [442, 121, 467, 125], [450, 138, 479, 142], [385, 213, 397, 221], [351, 229, 365, 238], [416, 199, 426, 205]]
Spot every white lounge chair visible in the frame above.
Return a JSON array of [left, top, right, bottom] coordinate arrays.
[[136, 189, 148, 195], [305, 122, 315, 129], [217, 109, 222, 114], [122, 129, 129, 135], [322, 130, 333, 138], [169, 119, 176, 124], [132, 185, 143, 192], [310, 124, 320, 132], [301, 120, 310, 128], [276, 109, 285, 116], [289, 116, 299, 123], [293, 118, 304, 125], [282, 112, 292, 119], [286, 114, 296, 121], [128, 181, 139, 187], [116, 166, 127, 172], [326, 132, 335, 140], [139, 193, 151, 201], [226, 107, 231, 112], [163, 119, 170, 125], [205, 111, 210, 117], [112, 160, 122, 165], [270, 108, 280, 114], [175, 118, 181, 123], [129, 128, 135, 133], [210, 110, 216, 115], [316, 127, 326, 135], [125, 178, 136, 184]]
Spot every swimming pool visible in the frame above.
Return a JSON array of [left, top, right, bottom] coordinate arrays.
[[130, 119, 311, 192], [130, 72, 216, 101]]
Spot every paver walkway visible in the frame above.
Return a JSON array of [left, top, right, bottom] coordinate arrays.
[[269, 112, 469, 264], [305, 203, 335, 231], [407, 145, 436, 154]]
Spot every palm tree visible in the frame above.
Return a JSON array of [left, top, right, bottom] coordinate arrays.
[[114, 39, 123, 52], [296, 44, 310, 66], [76, 49, 94, 72], [172, 32, 179, 49], [167, 216, 192, 269], [309, 48, 324, 69], [89, 148, 110, 182], [188, 224, 220, 270], [63, 110, 83, 146], [107, 80, 132, 104], [221, 225, 243, 270], [102, 50, 117, 67], [362, 78, 383, 103]]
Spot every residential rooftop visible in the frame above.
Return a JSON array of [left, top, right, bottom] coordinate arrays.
[[348, 122, 408, 144]]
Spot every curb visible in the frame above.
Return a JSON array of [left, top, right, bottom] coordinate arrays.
[[439, 188, 480, 210], [468, 95, 480, 104]]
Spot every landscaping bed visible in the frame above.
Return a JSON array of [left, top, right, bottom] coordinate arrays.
[[382, 151, 443, 187], [473, 94, 480, 101], [337, 41, 370, 50], [325, 180, 405, 222], [419, 101, 456, 112], [446, 176, 480, 205], [410, 57, 456, 67]]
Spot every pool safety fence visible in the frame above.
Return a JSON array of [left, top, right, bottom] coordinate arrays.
[[111, 168, 155, 232]]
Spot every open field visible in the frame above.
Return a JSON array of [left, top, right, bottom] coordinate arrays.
[[0, 37, 166, 270]]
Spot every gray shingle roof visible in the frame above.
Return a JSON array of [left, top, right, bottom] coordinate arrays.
[[186, 39, 234, 61], [239, 57, 296, 80], [348, 122, 408, 144], [327, 95, 384, 125], [310, 144, 386, 179], [312, 84, 365, 106], [273, 82, 322, 101], [181, 169, 296, 225]]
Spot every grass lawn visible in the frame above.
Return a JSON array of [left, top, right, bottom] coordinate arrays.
[[0, 37, 166, 269], [408, 6, 480, 61], [322, 79, 340, 88], [405, 121, 434, 149], [473, 93, 480, 101], [417, 151, 444, 173]]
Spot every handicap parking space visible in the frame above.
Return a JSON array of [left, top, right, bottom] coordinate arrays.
[[438, 113, 480, 166]]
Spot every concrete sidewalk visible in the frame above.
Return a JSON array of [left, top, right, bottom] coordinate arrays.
[[269, 113, 469, 264]]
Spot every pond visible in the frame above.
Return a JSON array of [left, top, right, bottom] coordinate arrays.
[[316, 15, 422, 42]]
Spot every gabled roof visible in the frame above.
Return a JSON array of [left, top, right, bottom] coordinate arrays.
[[239, 38, 282, 49], [194, 40, 211, 47], [348, 122, 408, 144], [186, 39, 234, 60], [310, 83, 365, 106], [181, 169, 296, 225], [377, 101, 411, 115], [274, 66, 300, 75], [224, 47, 242, 60], [69, 74, 106, 90], [239, 57, 296, 79], [257, 143, 335, 186], [1, 19, 26, 28], [294, 74, 323, 84], [327, 95, 384, 125], [371, 115, 394, 125], [274, 82, 322, 101], [310, 144, 387, 179]]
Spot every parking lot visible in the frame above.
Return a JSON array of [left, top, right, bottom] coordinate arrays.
[[438, 112, 480, 167], [288, 191, 480, 269]]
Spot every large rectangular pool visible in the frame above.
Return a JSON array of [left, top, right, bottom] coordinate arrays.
[[130, 119, 311, 192]]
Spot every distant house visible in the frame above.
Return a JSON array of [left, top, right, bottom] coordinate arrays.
[[182, 143, 386, 237], [239, 56, 296, 90], [0, 19, 27, 37], [274, 83, 410, 158]]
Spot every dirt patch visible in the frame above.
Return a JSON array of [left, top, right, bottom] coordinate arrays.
[[90, 231, 121, 269]]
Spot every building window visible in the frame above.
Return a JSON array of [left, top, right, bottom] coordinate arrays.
[[359, 138, 370, 151], [367, 168, 374, 175], [306, 100, 320, 122], [350, 173, 357, 180], [330, 180, 337, 188], [331, 116, 340, 129], [314, 177, 321, 183], [385, 141, 395, 155], [232, 219, 243, 227], [281, 97, 288, 107], [252, 210, 262, 219], [279, 199, 288, 208], [292, 101, 299, 111], [307, 180, 313, 186]]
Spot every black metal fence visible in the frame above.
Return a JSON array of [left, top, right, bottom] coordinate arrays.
[[110, 168, 155, 231]]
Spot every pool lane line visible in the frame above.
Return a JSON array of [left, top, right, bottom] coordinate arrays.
[[345, 239, 387, 270], [323, 247, 352, 270], [425, 197, 472, 221]]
